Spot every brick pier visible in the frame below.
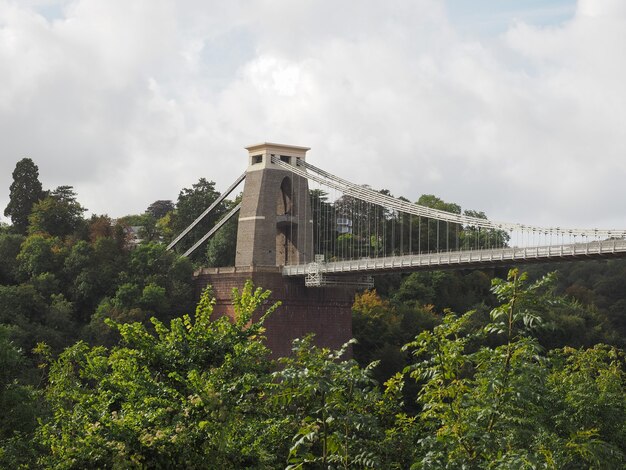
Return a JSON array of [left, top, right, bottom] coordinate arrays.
[[194, 266, 355, 359]]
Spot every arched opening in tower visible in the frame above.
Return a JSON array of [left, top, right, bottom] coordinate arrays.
[[276, 176, 298, 266]]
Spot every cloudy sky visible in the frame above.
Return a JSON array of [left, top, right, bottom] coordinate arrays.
[[1, 0, 624, 231]]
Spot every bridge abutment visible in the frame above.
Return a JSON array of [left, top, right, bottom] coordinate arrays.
[[194, 266, 355, 359]]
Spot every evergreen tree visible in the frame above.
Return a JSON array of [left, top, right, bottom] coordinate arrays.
[[4, 158, 44, 234]]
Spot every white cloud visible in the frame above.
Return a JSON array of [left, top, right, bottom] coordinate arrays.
[[1, 0, 624, 232]]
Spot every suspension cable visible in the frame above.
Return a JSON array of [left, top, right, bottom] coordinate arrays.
[[272, 157, 625, 240]]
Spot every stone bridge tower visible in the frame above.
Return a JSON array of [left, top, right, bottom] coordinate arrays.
[[235, 143, 313, 267], [195, 143, 354, 359]]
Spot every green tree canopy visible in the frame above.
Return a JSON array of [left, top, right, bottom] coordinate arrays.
[[146, 199, 174, 219], [0, 233, 24, 285], [0, 326, 40, 468], [28, 186, 86, 237], [37, 281, 280, 468], [16, 234, 64, 280], [205, 199, 239, 267], [404, 269, 626, 468], [171, 178, 225, 255]]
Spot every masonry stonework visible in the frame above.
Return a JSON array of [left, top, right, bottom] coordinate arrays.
[[195, 267, 355, 359], [235, 143, 313, 268], [194, 143, 356, 358]]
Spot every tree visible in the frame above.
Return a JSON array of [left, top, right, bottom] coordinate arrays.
[[352, 289, 439, 385], [461, 209, 510, 250], [0, 326, 40, 468], [117, 213, 162, 243], [4, 158, 44, 234], [415, 194, 462, 254], [171, 178, 225, 255], [270, 337, 391, 469], [205, 200, 239, 267], [205, 217, 237, 267], [0, 233, 24, 284], [146, 200, 174, 219], [16, 234, 64, 281], [87, 215, 114, 242], [28, 186, 86, 237], [403, 269, 626, 468], [37, 281, 280, 468]]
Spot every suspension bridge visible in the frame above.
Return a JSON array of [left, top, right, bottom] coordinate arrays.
[[170, 142, 626, 287], [169, 142, 625, 357]]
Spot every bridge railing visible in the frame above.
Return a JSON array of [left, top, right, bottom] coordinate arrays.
[[283, 239, 626, 277]]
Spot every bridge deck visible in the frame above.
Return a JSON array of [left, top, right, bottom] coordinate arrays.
[[282, 240, 626, 277]]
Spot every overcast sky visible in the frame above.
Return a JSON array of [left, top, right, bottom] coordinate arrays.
[[1, 0, 624, 231]]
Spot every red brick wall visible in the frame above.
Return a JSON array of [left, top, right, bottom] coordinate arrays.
[[194, 267, 355, 359]]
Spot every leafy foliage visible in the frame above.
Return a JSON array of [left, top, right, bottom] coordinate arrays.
[[28, 186, 86, 237], [205, 209, 238, 267], [272, 337, 386, 469], [0, 233, 24, 284], [171, 178, 226, 256], [1, 157, 626, 468], [38, 281, 279, 468], [353, 289, 438, 385], [0, 326, 41, 468], [146, 200, 175, 220], [1, 268, 624, 468], [527, 259, 626, 347], [404, 269, 626, 468]]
